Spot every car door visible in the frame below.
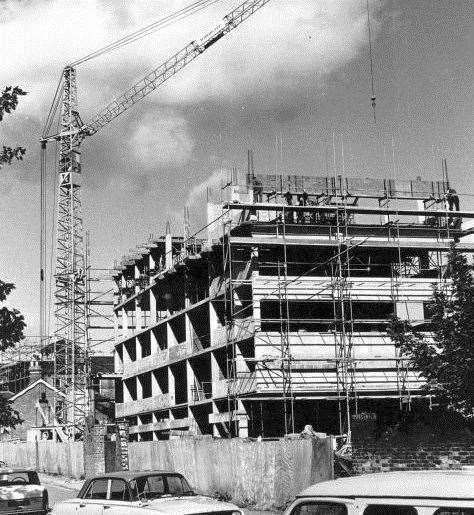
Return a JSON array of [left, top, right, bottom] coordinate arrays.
[[78, 478, 108, 515]]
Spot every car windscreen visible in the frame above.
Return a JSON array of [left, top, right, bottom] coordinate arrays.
[[0, 472, 39, 486], [290, 502, 348, 515], [133, 474, 194, 500]]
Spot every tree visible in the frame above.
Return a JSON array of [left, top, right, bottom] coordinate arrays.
[[0, 280, 26, 352], [1, 86, 27, 169], [0, 395, 23, 430], [0, 86, 28, 430], [0, 86, 27, 350], [388, 245, 474, 416]]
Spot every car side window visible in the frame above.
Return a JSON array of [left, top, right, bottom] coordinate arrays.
[[84, 479, 109, 500], [363, 506, 417, 515], [434, 510, 474, 515], [109, 479, 130, 501], [291, 502, 348, 514], [145, 476, 165, 496]]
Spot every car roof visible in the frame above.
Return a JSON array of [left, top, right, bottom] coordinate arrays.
[[0, 469, 36, 474], [85, 471, 183, 481], [298, 471, 474, 500]]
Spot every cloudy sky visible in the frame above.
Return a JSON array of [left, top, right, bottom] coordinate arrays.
[[0, 0, 472, 338]]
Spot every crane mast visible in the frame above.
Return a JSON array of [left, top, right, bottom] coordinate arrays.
[[54, 67, 88, 436], [44, 0, 271, 438]]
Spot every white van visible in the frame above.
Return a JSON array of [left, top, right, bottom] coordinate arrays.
[[284, 471, 474, 515]]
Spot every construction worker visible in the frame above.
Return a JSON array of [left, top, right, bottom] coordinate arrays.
[[297, 196, 305, 223], [284, 189, 293, 223], [301, 189, 309, 206], [253, 178, 263, 203], [446, 188, 460, 212]]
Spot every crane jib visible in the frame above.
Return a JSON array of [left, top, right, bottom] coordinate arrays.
[[202, 29, 226, 50]]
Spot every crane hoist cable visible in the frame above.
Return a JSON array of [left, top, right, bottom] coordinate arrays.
[[366, 0, 377, 122], [69, 0, 224, 67]]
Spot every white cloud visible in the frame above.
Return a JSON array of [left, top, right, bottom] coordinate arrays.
[[129, 110, 194, 167], [1, 0, 381, 120]]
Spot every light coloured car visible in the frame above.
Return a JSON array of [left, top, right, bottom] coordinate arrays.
[[284, 470, 474, 515], [50, 470, 243, 515], [0, 468, 49, 515]]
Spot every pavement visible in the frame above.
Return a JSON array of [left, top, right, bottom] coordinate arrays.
[[40, 474, 281, 515]]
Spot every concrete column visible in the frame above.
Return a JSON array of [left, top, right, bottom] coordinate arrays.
[[210, 351, 221, 383], [149, 287, 157, 324], [122, 309, 128, 333], [135, 300, 143, 330], [136, 376, 142, 401], [211, 401, 220, 437], [150, 329, 158, 354], [123, 380, 132, 403], [168, 368, 176, 406], [209, 302, 221, 346], [151, 370, 161, 396], [114, 344, 123, 372], [135, 336, 141, 361], [186, 361, 195, 403], [123, 341, 131, 365], [167, 323, 177, 348]]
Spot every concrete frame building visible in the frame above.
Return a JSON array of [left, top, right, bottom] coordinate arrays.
[[112, 173, 473, 441]]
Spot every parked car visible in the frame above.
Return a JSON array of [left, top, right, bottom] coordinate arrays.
[[50, 471, 243, 515], [0, 468, 49, 515], [284, 470, 474, 515]]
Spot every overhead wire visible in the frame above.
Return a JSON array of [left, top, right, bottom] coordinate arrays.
[[69, 0, 224, 67]]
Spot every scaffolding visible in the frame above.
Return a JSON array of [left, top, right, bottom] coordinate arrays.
[[208, 169, 470, 439], [110, 168, 472, 441]]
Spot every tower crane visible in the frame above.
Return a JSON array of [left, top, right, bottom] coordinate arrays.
[[40, 0, 271, 438]]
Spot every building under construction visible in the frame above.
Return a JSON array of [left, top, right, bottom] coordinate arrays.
[[112, 171, 473, 441]]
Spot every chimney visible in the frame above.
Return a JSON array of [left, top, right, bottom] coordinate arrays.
[[29, 360, 42, 385]]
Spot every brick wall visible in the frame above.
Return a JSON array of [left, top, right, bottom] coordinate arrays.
[[83, 424, 108, 476], [351, 410, 474, 474], [9, 382, 58, 440]]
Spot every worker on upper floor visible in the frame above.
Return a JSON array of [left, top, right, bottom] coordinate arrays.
[[253, 178, 263, 203], [446, 188, 460, 212]]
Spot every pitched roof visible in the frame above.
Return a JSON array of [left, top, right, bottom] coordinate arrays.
[[9, 379, 66, 401]]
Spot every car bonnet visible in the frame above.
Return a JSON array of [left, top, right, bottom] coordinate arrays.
[[143, 494, 239, 514]]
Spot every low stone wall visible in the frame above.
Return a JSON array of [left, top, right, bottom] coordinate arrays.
[[128, 436, 333, 511], [353, 440, 474, 473], [0, 441, 84, 479], [351, 411, 474, 474]]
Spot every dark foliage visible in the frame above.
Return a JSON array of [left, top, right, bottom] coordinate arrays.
[[0, 86, 27, 169], [0, 280, 26, 352], [388, 245, 474, 416], [0, 395, 23, 429]]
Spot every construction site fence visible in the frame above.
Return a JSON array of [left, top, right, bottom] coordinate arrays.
[[0, 441, 84, 479], [128, 436, 333, 511]]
